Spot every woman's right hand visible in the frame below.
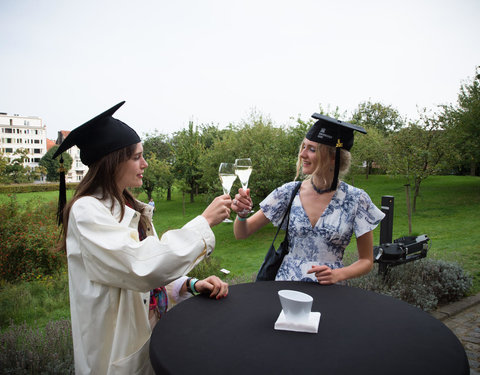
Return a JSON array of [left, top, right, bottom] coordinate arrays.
[[232, 188, 252, 215], [201, 194, 232, 227]]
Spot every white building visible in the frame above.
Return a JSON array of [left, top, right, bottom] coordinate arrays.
[[0, 112, 47, 168], [56, 130, 88, 183]]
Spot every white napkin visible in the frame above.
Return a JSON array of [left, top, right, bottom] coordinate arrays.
[[274, 310, 321, 333]]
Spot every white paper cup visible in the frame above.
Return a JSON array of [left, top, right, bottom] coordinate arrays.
[[278, 290, 313, 323]]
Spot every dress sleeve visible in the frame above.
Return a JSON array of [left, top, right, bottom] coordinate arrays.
[[69, 197, 215, 292], [354, 191, 385, 238], [259, 182, 298, 228]]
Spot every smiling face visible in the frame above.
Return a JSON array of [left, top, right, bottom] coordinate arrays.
[[115, 142, 148, 192], [299, 138, 320, 175]]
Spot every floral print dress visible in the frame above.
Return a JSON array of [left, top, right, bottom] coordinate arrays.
[[259, 181, 385, 282]]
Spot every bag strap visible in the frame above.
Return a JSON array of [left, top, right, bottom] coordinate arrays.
[[270, 181, 302, 245]]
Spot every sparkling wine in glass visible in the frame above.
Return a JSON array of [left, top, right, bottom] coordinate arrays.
[[235, 158, 253, 214], [219, 162, 237, 222], [234, 158, 253, 190]]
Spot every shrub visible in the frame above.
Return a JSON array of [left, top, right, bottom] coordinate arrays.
[[0, 183, 77, 194], [0, 320, 74, 374], [0, 196, 65, 283], [349, 258, 473, 311]]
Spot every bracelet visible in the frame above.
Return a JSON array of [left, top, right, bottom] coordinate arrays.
[[236, 215, 247, 221], [186, 277, 200, 295]]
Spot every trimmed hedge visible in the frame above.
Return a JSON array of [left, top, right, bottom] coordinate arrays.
[[0, 183, 78, 194]]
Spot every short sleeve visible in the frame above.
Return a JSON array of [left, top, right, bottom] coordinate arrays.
[[259, 182, 298, 228], [354, 191, 385, 238]]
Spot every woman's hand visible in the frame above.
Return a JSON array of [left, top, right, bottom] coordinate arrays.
[[232, 188, 252, 215], [194, 276, 229, 299], [307, 265, 341, 285], [202, 194, 232, 227]]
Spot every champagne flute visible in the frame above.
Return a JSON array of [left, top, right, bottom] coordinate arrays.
[[219, 162, 237, 222], [234, 158, 253, 215]]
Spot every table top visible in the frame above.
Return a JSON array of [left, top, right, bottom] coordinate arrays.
[[150, 281, 469, 375]]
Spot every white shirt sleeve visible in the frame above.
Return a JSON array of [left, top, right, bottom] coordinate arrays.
[[68, 196, 215, 292]]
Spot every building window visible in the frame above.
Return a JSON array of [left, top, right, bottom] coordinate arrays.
[[34, 139, 40, 144], [5, 148, 13, 153], [34, 148, 41, 154], [4, 128, 12, 134], [34, 158, 40, 162], [9, 119, 13, 126], [17, 139, 22, 143], [24, 120, 30, 126], [6, 138, 12, 143]]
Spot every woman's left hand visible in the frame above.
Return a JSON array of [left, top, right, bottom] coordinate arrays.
[[194, 276, 229, 299], [307, 265, 340, 285]]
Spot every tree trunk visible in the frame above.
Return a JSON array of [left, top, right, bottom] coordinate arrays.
[[365, 162, 370, 180], [190, 182, 195, 203], [182, 191, 186, 216], [470, 160, 476, 176], [167, 186, 171, 201], [413, 179, 421, 213], [404, 184, 412, 235]]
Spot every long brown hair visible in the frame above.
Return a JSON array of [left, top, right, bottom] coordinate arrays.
[[58, 143, 148, 252], [295, 140, 351, 188]]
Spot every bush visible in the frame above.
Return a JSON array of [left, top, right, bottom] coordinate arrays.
[[0, 196, 65, 283], [0, 320, 74, 374], [0, 183, 77, 194], [349, 258, 473, 311]]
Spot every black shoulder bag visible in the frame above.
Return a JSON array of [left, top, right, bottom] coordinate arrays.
[[256, 181, 302, 282]]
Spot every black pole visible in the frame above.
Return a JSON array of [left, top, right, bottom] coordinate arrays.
[[380, 195, 394, 244]]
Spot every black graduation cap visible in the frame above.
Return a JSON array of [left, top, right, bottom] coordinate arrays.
[[52, 101, 140, 166], [305, 113, 366, 191], [53, 101, 140, 225]]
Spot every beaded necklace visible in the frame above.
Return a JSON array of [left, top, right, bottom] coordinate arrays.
[[310, 178, 331, 195]]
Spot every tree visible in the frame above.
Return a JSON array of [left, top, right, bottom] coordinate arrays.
[[441, 66, 480, 175], [199, 111, 298, 203], [386, 110, 450, 211], [351, 101, 405, 135], [142, 153, 174, 200], [143, 132, 174, 200], [3, 149, 33, 183], [171, 122, 204, 203], [0, 152, 11, 183], [39, 146, 73, 182], [350, 125, 386, 179]]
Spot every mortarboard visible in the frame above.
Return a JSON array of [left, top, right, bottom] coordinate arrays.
[[53, 101, 141, 225], [306, 113, 366, 191], [52, 101, 140, 166]]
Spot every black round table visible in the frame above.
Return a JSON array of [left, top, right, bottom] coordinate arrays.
[[150, 281, 469, 375]]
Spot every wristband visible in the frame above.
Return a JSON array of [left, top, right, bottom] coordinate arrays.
[[187, 277, 200, 295], [236, 215, 247, 221]]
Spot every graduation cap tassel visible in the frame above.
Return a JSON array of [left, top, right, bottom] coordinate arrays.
[[330, 139, 342, 191], [57, 155, 67, 226]]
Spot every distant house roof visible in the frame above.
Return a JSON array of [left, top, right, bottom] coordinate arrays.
[[46, 138, 56, 151]]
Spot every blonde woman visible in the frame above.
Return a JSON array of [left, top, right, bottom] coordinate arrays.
[[232, 113, 384, 284]]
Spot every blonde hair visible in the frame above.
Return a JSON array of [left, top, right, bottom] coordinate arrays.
[[295, 140, 351, 187]]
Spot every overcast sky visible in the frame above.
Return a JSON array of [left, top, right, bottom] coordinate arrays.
[[1, 0, 479, 140]]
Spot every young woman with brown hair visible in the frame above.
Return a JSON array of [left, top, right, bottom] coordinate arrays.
[[54, 102, 230, 374]]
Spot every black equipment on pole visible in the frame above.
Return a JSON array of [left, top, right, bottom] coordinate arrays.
[[373, 195, 430, 276]]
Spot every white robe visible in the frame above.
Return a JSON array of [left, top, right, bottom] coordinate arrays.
[[66, 195, 215, 374]]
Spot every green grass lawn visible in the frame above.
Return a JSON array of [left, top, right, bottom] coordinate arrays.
[[1, 174, 479, 329], [146, 174, 480, 292]]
